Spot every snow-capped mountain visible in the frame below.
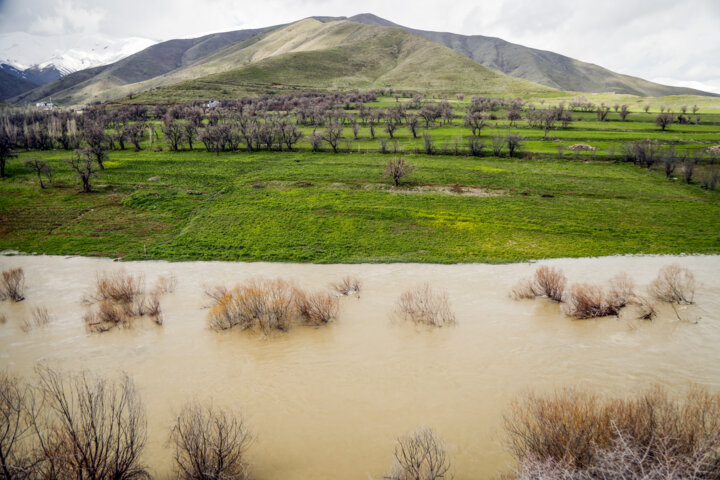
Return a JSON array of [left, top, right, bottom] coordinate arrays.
[[0, 32, 156, 75]]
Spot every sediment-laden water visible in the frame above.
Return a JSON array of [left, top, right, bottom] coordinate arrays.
[[1, 254, 719, 479]]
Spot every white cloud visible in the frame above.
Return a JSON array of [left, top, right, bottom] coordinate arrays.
[[28, 0, 105, 35]]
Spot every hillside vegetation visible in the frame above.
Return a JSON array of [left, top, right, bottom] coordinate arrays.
[[339, 13, 718, 97], [130, 20, 550, 104]]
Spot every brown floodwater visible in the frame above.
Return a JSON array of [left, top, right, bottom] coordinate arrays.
[[1, 254, 719, 479]]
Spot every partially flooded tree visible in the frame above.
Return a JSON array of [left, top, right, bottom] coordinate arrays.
[[66, 149, 99, 193], [0, 371, 38, 480], [169, 403, 252, 480], [23, 158, 53, 189], [384, 158, 414, 187], [34, 366, 149, 480], [386, 428, 452, 480]]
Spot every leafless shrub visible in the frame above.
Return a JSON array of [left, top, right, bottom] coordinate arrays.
[[207, 279, 296, 333], [90, 271, 145, 305], [1, 268, 25, 302], [509, 278, 536, 300], [507, 387, 720, 479], [606, 273, 635, 308], [533, 266, 566, 302], [649, 264, 695, 304], [34, 366, 149, 480], [632, 295, 657, 320], [562, 283, 620, 319], [294, 290, 339, 326], [330, 276, 362, 296], [396, 283, 456, 327], [0, 312, 6, 324], [562, 274, 638, 319], [153, 274, 177, 295], [20, 306, 52, 333], [83, 270, 163, 331], [203, 284, 228, 304], [386, 428, 452, 480], [145, 295, 162, 325], [169, 403, 252, 480]]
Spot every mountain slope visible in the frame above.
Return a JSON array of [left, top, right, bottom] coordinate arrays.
[[341, 13, 717, 97], [128, 19, 551, 103], [9, 26, 279, 106], [0, 68, 38, 100]]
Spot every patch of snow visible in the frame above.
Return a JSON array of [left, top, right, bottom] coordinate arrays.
[[0, 32, 156, 75]]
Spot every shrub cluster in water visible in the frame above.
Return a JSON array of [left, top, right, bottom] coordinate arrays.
[[82, 271, 174, 332], [206, 278, 339, 333], [510, 263, 695, 319]]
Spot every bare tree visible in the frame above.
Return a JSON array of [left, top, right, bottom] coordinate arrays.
[[0, 372, 39, 480], [65, 149, 99, 193], [491, 134, 505, 156], [23, 158, 53, 189], [656, 112, 675, 131], [0, 131, 15, 177], [163, 119, 185, 151], [618, 104, 631, 121], [169, 403, 252, 480], [406, 115, 420, 139], [384, 158, 414, 187], [464, 111, 487, 136], [322, 121, 344, 153], [596, 104, 610, 121], [506, 133, 525, 158], [386, 428, 452, 480], [81, 120, 108, 169], [385, 118, 399, 139], [34, 366, 149, 480], [184, 123, 198, 151]]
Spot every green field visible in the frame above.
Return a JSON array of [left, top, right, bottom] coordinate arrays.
[[2, 92, 719, 263], [2, 146, 719, 263]]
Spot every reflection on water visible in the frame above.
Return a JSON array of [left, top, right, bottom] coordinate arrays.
[[1, 254, 719, 480]]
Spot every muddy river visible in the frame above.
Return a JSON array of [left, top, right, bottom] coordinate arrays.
[[1, 254, 719, 479]]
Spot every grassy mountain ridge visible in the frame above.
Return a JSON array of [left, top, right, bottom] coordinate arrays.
[[128, 20, 551, 103], [11, 13, 716, 106], [341, 13, 718, 97]]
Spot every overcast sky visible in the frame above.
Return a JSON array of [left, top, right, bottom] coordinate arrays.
[[1, 0, 718, 93]]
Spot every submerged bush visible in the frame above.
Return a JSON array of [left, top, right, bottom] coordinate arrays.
[[19, 305, 52, 333], [1, 268, 25, 302], [83, 270, 165, 332], [330, 275, 362, 296], [510, 266, 566, 302], [506, 387, 720, 479], [649, 264, 696, 304], [207, 278, 340, 332], [562, 274, 636, 319], [386, 428, 452, 480], [396, 283, 456, 327], [294, 290, 339, 326], [170, 403, 252, 480]]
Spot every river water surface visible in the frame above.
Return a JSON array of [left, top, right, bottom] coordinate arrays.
[[1, 254, 719, 479]]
